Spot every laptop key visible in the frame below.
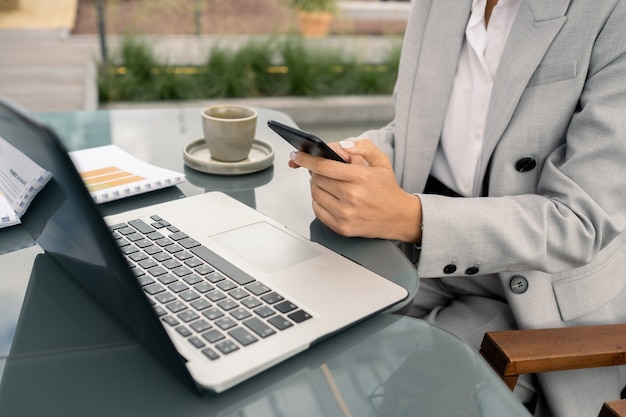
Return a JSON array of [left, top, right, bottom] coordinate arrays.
[[144, 245, 162, 255], [215, 317, 237, 330], [162, 315, 179, 326], [144, 283, 165, 295], [129, 252, 148, 262], [163, 259, 182, 269], [183, 274, 203, 285], [267, 315, 293, 331], [109, 223, 127, 231], [230, 308, 252, 320], [244, 317, 277, 338], [202, 329, 225, 343], [120, 245, 139, 255], [155, 292, 176, 304], [168, 282, 188, 293], [217, 279, 237, 292], [157, 273, 178, 285], [175, 251, 194, 261], [147, 266, 168, 277], [261, 292, 284, 304], [128, 219, 154, 234], [254, 306, 275, 318], [146, 231, 165, 241], [126, 233, 144, 242], [178, 310, 200, 323], [241, 297, 262, 309], [202, 307, 224, 320], [179, 289, 200, 302], [229, 288, 250, 300], [153, 305, 167, 317], [165, 244, 184, 254], [137, 275, 155, 286], [176, 325, 192, 337], [274, 300, 297, 313], [205, 291, 226, 302], [179, 237, 201, 249], [216, 340, 239, 355], [217, 299, 238, 311], [168, 231, 188, 241], [228, 327, 258, 346], [153, 252, 172, 262], [166, 300, 187, 313], [188, 336, 206, 349], [189, 319, 212, 333], [194, 264, 215, 275], [190, 298, 211, 311], [172, 266, 193, 277], [205, 272, 226, 283], [194, 282, 214, 294], [288, 310, 312, 323], [135, 239, 154, 249], [201, 347, 220, 360], [245, 282, 270, 296]]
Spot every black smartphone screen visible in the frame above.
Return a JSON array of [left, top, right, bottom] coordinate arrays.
[[267, 120, 346, 163]]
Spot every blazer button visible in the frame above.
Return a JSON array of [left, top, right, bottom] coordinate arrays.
[[465, 266, 479, 275], [509, 275, 529, 294], [515, 158, 537, 172], [443, 264, 457, 274]]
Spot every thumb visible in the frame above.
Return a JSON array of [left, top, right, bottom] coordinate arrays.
[[339, 139, 392, 168]]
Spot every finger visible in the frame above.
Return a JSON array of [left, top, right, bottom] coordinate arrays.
[[288, 151, 301, 168], [291, 150, 355, 182], [327, 142, 352, 163], [339, 139, 392, 169]]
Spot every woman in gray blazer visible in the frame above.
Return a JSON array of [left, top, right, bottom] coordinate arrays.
[[290, 1, 626, 416]]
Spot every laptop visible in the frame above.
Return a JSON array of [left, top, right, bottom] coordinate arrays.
[[0, 98, 408, 393]]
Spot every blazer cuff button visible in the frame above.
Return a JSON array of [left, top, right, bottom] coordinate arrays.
[[509, 275, 529, 294], [465, 266, 479, 275]]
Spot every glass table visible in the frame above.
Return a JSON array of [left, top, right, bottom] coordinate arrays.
[[0, 106, 531, 417]]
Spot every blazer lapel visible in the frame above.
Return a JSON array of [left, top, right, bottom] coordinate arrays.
[[401, 0, 471, 192], [481, 0, 571, 176]]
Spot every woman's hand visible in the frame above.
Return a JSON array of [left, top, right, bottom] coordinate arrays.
[[289, 139, 422, 243]]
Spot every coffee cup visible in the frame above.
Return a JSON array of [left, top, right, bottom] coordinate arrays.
[[201, 105, 258, 162]]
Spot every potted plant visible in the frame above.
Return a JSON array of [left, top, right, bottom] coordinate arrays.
[[289, 0, 338, 37]]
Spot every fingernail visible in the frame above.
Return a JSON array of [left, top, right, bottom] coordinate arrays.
[[339, 140, 355, 149], [289, 151, 297, 160]]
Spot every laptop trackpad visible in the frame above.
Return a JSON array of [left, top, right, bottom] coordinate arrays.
[[211, 222, 322, 273]]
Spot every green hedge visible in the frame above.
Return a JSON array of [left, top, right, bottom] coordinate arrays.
[[98, 36, 400, 103]]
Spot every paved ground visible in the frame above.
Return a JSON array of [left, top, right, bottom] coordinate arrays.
[[70, 0, 406, 36]]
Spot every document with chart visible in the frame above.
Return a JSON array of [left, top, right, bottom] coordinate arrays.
[[69, 145, 185, 204]]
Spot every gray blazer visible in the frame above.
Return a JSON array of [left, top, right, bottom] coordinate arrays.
[[363, 1, 626, 416]]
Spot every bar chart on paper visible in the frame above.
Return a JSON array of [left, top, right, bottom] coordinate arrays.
[[69, 145, 185, 204]]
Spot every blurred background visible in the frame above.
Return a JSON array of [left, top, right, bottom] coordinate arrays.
[[0, 0, 409, 137]]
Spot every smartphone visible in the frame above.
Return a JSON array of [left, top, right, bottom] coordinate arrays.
[[267, 119, 346, 163]]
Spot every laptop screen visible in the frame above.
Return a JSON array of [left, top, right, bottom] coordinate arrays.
[[0, 99, 194, 388]]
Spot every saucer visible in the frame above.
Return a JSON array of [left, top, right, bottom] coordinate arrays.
[[183, 138, 274, 176]]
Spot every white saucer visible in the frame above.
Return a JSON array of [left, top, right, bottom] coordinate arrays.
[[183, 138, 274, 176]]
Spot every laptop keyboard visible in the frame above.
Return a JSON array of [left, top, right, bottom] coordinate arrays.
[[110, 215, 312, 361]]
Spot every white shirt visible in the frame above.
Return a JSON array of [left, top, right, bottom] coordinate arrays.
[[430, 0, 521, 197]]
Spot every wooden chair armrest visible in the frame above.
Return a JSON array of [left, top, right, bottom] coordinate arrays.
[[480, 323, 626, 385], [599, 398, 626, 417]]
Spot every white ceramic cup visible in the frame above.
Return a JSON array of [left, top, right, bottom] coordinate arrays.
[[201, 105, 258, 162]]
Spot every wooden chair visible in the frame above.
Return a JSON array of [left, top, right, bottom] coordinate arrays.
[[480, 323, 626, 417]]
